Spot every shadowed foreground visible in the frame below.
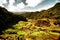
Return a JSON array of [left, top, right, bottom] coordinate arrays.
[[0, 7, 27, 34]]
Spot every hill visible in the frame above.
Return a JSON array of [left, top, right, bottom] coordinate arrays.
[[20, 3, 60, 19], [20, 3, 60, 29], [0, 7, 27, 34], [0, 3, 60, 40]]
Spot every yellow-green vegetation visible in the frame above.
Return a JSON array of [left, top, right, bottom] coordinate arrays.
[[2, 20, 60, 40]]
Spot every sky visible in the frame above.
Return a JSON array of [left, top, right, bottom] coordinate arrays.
[[0, 0, 60, 12]]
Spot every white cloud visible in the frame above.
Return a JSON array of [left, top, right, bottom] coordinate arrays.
[[7, 0, 43, 12], [7, 5, 16, 11], [26, 0, 43, 7], [0, 0, 7, 7], [9, 0, 14, 5], [0, 0, 57, 12], [0, 0, 7, 4], [56, 0, 60, 2], [6, 0, 24, 12], [17, 2, 25, 9]]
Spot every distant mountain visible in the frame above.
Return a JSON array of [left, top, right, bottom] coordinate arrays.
[[0, 7, 27, 34], [21, 3, 60, 19]]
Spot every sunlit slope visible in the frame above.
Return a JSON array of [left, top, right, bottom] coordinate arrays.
[[1, 21, 60, 40], [21, 3, 60, 19]]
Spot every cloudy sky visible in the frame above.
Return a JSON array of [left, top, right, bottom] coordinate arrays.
[[0, 0, 60, 12]]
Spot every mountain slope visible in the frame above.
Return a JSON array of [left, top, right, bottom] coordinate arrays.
[[0, 7, 27, 34], [0, 3, 60, 40], [21, 3, 60, 19]]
